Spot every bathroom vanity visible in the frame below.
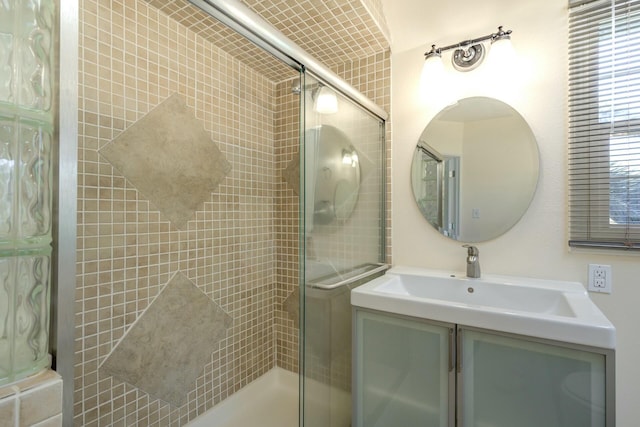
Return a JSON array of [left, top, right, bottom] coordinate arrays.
[[351, 267, 615, 427]]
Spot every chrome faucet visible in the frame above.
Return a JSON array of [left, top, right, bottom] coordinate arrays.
[[463, 245, 481, 278]]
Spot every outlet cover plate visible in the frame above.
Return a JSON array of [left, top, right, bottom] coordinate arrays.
[[588, 264, 612, 294]]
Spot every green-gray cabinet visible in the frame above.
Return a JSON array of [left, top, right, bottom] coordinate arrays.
[[353, 308, 614, 427]]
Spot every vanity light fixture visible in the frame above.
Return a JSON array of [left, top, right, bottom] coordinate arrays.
[[423, 26, 513, 73]]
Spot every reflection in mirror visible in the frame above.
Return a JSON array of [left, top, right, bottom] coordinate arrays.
[[306, 125, 361, 226], [411, 97, 539, 242]]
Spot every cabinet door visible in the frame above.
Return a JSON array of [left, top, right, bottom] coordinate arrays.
[[354, 309, 453, 427], [459, 328, 607, 427]]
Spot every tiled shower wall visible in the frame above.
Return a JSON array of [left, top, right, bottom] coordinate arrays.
[[274, 80, 301, 374], [76, 0, 294, 424], [76, 0, 391, 426]]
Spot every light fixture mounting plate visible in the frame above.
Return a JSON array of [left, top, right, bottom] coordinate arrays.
[[452, 43, 485, 71]]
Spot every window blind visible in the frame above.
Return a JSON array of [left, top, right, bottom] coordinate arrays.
[[568, 0, 640, 249]]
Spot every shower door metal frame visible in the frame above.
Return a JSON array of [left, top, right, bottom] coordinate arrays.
[[53, 1, 79, 425], [188, 0, 388, 122]]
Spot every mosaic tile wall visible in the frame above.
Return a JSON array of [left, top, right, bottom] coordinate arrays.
[[360, 0, 391, 42], [143, 0, 390, 81], [144, 0, 293, 81], [76, 0, 299, 425], [274, 79, 301, 374], [244, 0, 389, 68], [76, 0, 391, 426]]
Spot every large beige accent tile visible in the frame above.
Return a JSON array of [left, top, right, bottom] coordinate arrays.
[[100, 272, 232, 406], [99, 93, 231, 230], [282, 156, 300, 196], [282, 287, 299, 328], [19, 378, 62, 426], [0, 395, 16, 427]]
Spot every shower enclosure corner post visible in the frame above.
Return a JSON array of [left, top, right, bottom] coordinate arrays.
[[298, 67, 307, 427], [380, 119, 388, 265], [52, 0, 79, 425]]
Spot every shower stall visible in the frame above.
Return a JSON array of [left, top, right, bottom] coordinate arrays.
[[61, 0, 389, 425], [182, 4, 389, 426]]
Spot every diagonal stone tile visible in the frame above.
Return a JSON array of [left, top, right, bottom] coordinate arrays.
[[282, 287, 299, 328], [99, 93, 231, 230], [100, 271, 232, 407], [282, 155, 300, 196]]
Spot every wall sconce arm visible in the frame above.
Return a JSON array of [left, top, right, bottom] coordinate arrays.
[[423, 26, 513, 72]]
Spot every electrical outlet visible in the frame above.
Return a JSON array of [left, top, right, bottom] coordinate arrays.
[[588, 264, 612, 294]]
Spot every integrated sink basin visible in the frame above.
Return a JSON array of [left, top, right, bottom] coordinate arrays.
[[351, 266, 615, 349]]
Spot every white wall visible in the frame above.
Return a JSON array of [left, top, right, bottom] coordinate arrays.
[[387, 0, 640, 424], [459, 116, 538, 241]]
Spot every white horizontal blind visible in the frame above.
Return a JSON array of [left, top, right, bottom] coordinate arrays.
[[569, 0, 640, 249]]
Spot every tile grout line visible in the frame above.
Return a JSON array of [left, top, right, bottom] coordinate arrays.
[[12, 384, 20, 427]]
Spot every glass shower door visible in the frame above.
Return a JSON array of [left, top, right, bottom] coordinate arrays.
[[300, 72, 386, 427]]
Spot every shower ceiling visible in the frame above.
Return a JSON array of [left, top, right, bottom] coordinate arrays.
[[145, 0, 390, 81]]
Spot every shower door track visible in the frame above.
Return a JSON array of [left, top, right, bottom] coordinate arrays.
[[188, 0, 388, 121]]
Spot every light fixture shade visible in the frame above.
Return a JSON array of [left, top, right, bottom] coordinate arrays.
[[314, 86, 338, 114], [422, 55, 445, 78], [489, 36, 515, 67], [420, 55, 445, 94]]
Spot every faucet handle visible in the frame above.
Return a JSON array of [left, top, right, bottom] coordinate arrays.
[[462, 244, 479, 256]]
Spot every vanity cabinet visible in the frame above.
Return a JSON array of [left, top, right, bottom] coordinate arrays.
[[353, 309, 453, 427], [353, 308, 614, 427]]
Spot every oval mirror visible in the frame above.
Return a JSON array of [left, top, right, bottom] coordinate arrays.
[[411, 97, 539, 242], [306, 125, 361, 226]]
